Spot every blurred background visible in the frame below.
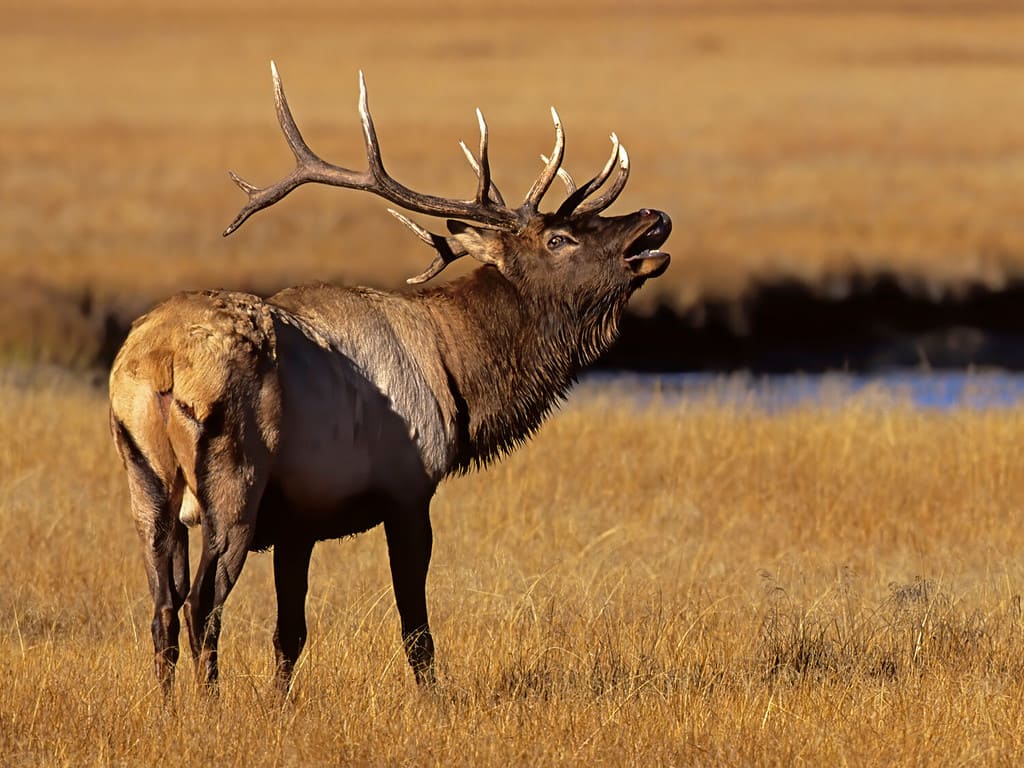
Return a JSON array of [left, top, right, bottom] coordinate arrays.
[[4, 0, 1024, 371]]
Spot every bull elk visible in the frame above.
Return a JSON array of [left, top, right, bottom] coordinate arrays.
[[109, 62, 671, 694]]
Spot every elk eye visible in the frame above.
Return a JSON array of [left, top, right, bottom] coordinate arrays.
[[547, 234, 574, 250]]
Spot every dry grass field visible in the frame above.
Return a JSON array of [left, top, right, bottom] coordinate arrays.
[[6, 2, 1024, 765], [4, 1, 1024, 364], [3, 366, 1024, 765]]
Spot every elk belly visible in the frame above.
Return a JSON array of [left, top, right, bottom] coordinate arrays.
[[179, 486, 202, 527]]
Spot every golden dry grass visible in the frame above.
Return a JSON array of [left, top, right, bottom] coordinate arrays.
[[4, 0, 1024, 350], [4, 366, 1024, 765]]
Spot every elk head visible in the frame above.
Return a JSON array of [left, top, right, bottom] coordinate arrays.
[[223, 62, 671, 308]]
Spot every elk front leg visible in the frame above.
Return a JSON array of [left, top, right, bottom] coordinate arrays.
[[384, 504, 436, 685], [272, 537, 314, 694]]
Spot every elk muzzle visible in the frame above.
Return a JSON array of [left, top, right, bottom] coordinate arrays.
[[624, 209, 671, 279]]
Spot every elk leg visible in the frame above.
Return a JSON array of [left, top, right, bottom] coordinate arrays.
[[183, 508, 259, 689], [384, 506, 436, 685], [139, 516, 189, 695], [184, 536, 219, 688], [170, 517, 191, 612], [272, 537, 314, 694], [161, 518, 190, 684], [117, 433, 188, 695]]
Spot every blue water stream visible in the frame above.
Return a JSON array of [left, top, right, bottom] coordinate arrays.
[[577, 371, 1024, 410]]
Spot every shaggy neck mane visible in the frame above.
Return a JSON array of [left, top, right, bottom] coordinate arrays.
[[424, 267, 628, 474]]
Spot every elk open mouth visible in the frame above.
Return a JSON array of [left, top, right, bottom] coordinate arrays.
[[624, 210, 672, 278]]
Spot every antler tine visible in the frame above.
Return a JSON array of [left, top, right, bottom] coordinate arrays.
[[406, 256, 450, 286], [522, 107, 565, 210], [356, 71, 386, 180], [273, 60, 316, 165], [459, 108, 506, 206], [473, 108, 492, 206], [224, 60, 327, 236], [572, 141, 630, 217], [387, 207, 435, 248], [358, 76, 520, 228], [225, 63, 521, 238], [460, 142, 506, 205], [388, 209, 468, 285], [554, 133, 624, 218], [541, 154, 576, 194]]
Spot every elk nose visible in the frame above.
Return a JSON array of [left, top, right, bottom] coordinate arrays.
[[642, 209, 672, 236]]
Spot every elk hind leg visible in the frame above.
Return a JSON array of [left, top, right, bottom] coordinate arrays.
[[182, 469, 265, 689], [113, 419, 190, 694]]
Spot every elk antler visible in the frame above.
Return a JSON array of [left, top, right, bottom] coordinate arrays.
[[555, 134, 630, 218], [225, 63, 633, 283], [224, 63, 520, 237], [521, 108, 565, 211], [460, 112, 506, 207], [386, 209, 468, 286], [540, 154, 577, 195], [573, 143, 629, 216]]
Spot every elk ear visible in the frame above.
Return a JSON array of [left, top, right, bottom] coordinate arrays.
[[447, 220, 505, 271]]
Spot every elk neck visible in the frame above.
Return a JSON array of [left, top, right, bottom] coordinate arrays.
[[423, 266, 628, 474]]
